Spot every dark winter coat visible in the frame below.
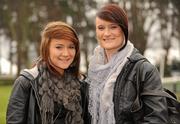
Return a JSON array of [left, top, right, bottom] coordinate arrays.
[[6, 67, 90, 124], [113, 49, 168, 124]]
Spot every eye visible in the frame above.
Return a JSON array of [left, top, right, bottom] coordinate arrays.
[[110, 24, 118, 29], [69, 45, 75, 49], [97, 25, 105, 31], [56, 45, 63, 49]]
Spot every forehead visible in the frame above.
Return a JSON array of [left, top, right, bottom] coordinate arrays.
[[50, 38, 74, 45], [96, 17, 117, 25]]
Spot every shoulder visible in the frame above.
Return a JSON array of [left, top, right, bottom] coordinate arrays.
[[14, 66, 39, 90], [127, 49, 159, 79], [11, 74, 32, 95], [128, 48, 156, 72], [133, 57, 160, 84], [21, 66, 39, 79], [141, 60, 156, 72]]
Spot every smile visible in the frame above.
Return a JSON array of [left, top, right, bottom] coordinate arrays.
[[59, 58, 71, 62], [103, 38, 115, 42]]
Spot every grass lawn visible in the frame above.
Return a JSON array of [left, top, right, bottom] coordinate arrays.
[[0, 85, 12, 124], [163, 82, 180, 101]]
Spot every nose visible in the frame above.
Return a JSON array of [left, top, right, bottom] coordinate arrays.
[[62, 48, 70, 57], [104, 28, 111, 36]]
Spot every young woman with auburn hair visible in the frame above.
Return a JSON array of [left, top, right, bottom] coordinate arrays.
[[6, 21, 90, 124]]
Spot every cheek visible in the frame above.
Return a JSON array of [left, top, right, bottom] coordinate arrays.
[[49, 52, 54, 62], [96, 30, 101, 38], [49, 49, 55, 57], [72, 51, 76, 58], [69, 49, 76, 58], [49, 49, 58, 61], [117, 33, 124, 41], [96, 33, 103, 43], [49, 50, 53, 59], [116, 29, 124, 39]]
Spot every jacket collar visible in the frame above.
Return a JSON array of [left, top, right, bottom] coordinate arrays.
[[21, 66, 39, 80], [20, 66, 41, 111], [127, 48, 146, 63]]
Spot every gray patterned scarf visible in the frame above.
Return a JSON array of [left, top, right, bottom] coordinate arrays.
[[37, 62, 83, 124], [87, 41, 134, 124]]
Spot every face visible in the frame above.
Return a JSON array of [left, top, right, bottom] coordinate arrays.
[[49, 38, 76, 74], [96, 17, 125, 54]]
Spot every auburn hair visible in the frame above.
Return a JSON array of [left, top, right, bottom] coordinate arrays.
[[39, 21, 80, 77]]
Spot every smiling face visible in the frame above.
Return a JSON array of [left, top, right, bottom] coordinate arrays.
[[96, 17, 125, 56], [49, 38, 76, 74]]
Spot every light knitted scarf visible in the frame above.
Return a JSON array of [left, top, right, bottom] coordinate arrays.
[[37, 62, 83, 124], [87, 41, 134, 124]]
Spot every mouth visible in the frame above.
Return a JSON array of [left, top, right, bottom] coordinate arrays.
[[59, 58, 71, 62], [103, 38, 115, 42]]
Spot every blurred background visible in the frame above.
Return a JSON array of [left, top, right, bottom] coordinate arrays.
[[0, 0, 180, 123]]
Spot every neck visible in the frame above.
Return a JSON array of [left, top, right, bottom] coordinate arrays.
[[48, 59, 64, 75], [104, 49, 118, 63], [104, 41, 126, 62]]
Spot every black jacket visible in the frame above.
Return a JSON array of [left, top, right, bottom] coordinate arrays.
[[113, 49, 168, 124], [6, 67, 90, 124]]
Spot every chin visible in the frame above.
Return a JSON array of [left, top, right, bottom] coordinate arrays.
[[61, 66, 70, 69]]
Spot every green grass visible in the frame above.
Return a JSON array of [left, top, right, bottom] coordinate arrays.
[[0, 76, 15, 85], [163, 82, 180, 101], [0, 85, 12, 124]]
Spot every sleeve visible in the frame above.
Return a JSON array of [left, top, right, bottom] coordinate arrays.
[[6, 76, 31, 124], [140, 62, 168, 124]]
